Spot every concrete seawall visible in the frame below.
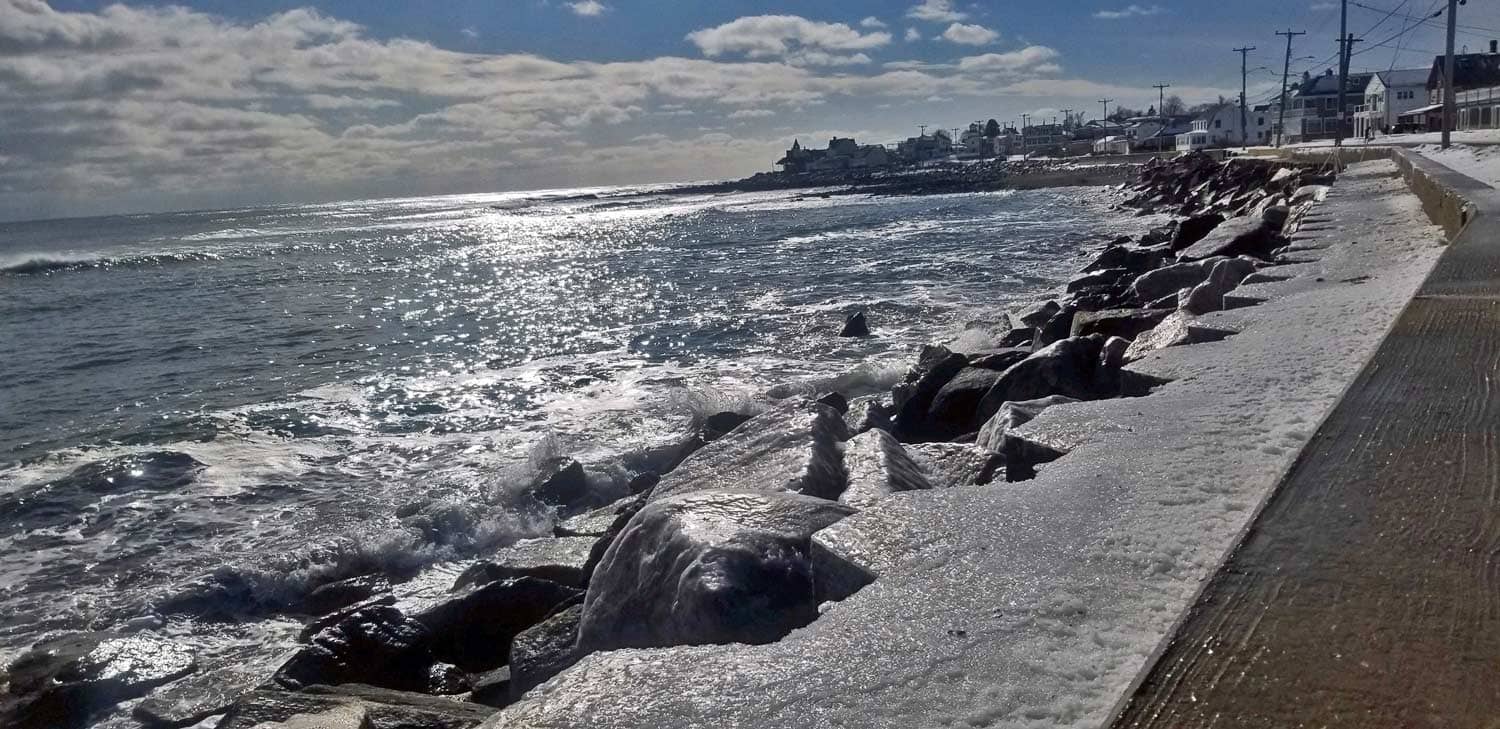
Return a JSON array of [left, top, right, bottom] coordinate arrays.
[[1109, 149, 1500, 727]]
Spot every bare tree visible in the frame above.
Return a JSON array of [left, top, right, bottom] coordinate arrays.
[[1161, 94, 1186, 116]]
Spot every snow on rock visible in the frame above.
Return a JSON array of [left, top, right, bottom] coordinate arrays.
[[577, 489, 857, 654], [839, 430, 936, 510], [481, 160, 1446, 729]]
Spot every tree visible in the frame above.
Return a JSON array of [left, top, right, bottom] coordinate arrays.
[[1162, 95, 1186, 116], [1109, 105, 1141, 121], [1146, 105, 1157, 117], [984, 118, 1001, 137]]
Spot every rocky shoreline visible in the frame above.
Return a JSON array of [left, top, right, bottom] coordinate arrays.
[[673, 156, 1141, 197], [0, 152, 1340, 729]]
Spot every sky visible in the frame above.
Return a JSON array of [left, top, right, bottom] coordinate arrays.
[[5, 0, 1500, 221]]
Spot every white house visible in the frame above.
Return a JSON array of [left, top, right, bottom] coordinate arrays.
[[1354, 68, 1428, 137], [1093, 136, 1131, 155], [1175, 102, 1276, 150]]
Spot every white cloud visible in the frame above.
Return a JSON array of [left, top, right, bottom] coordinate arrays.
[[956, 46, 1061, 74], [859, 16, 887, 29], [568, 1, 607, 17], [906, 0, 967, 23], [686, 15, 891, 63], [1093, 4, 1167, 19], [727, 108, 777, 119], [905, 28, 923, 42], [940, 23, 998, 45], [459, 26, 478, 39], [1309, 2, 1338, 10]]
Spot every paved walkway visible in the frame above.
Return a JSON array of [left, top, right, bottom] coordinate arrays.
[[1112, 154, 1500, 727]]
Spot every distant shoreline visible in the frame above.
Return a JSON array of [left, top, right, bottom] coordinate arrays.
[[668, 157, 1144, 197]]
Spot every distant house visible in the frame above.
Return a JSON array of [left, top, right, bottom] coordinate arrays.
[[1021, 124, 1065, 154], [896, 129, 953, 162], [1176, 103, 1275, 148], [775, 137, 892, 173], [1354, 68, 1428, 137], [1415, 43, 1500, 132], [1093, 135, 1131, 155], [1284, 69, 1373, 143]]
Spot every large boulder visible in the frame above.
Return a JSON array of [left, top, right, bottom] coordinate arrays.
[[527, 458, 590, 512], [1128, 259, 1218, 303], [967, 348, 1031, 372], [453, 536, 596, 590], [1081, 244, 1165, 274], [911, 366, 1004, 442], [839, 430, 936, 509], [906, 442, 1005, 487], [1124, 311, 1237, 360], [411, 577, 582, 672], [1016, 300, 1061, 328], [1065, 267, 1133, 294], [274, 602, 436, 693], [839, 311, 870, 337], [974, 335, 1118, 426], [647, 399, 849, 503], [1177, 216, 1282, 261], [133, 662, 270, 729], [577, 490, 856, 654], [892, 349, 969, 442], [2, 633, 196, 729], [843, 397, 893, 436], [1069, 308, 1173, 341], [975, 395, 1081, 454], [508, 604, 584, 701], [1169, 212, 1225, 251], [1031, 303, 1078, 351], [217, 685, 492, 729]]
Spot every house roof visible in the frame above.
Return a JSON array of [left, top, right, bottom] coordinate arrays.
[[1427, 53, 1500, 90], [1374, 68, 1428, 88], [1296, 71, 1373, 97]]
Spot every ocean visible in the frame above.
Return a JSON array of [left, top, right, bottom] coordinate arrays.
[[0, 183, 1126, 707]]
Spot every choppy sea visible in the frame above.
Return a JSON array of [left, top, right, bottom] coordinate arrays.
[[0, 182, 1128, 712]]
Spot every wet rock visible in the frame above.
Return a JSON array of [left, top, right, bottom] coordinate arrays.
[[1069, 308, 1172, 341], [839, 430, 936, 509], [625, 471, 660, 495], [906, 442, 1004, 487], [428, 664, 471, 696], [1081, 244, 1164, 274], [839, 311, 870, 337], [648, 399, 849, 503], [452, 537, 596, 590], [217, 686, 491, 729], [411, 577, 582, 672], [303, 575, 392, 616], [975, 395, 1080, 454], [1124, 311, 1237, 360], [998, 327, 1035, 348], [508, 604, 584, 700], [251, 704, 370, 729], [133, 662, 270, 729], [1065, 267, 1133, 294], [974, 335, 1114, 426], [528, 458, 590, 511], [915, 367, 1004, 442], [996, 434, 1069, 482], [1031, 303, 1078, 350], [298, 595, 396, 643], [1128, 259, 1217, 303], [1170, 212, 1225, 251], [274, 602, 435, 693], [843, 397, 893, 436], [814, 391, 848, 415], [468, 667, 511, 708], [1016, 300, 1061, 328], [966, 348, 1031, 372], [578, 490, 856, 653], [700, 411, 753, 442], [1177, 216, 1282, 261], [1, 633, 197, 729], [892, 349, 968, 442]]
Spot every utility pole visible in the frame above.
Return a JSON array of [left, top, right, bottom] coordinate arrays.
[[1335, 31, 1362, 147], [1335, 0, 1348, 147], [1275, 29, 1306, 147], [1098, 98, 1113, 124], [1153, 83, 1171, 121], [1060, 108, 1074, 129], [1234, 47, 1255, 147], [1443, 0, 1458, 149]]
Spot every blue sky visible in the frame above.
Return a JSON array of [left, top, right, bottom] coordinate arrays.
[[6, 0, 1500, 220]]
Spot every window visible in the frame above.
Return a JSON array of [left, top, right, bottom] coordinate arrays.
[[1258, 117, 1265, 125], [1214, 119, 1222, 128]]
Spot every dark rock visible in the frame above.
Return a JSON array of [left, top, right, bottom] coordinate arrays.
[[814, 391, 849, 415], [274, 603, 435, 692], [411, 577, 582, 672], [427, 663, 470, 695], [904, 344, 959, 384], [555, 495, 637, 538], [975, 335, 1120, 426], [1139, 223, 1176, 247], [1128, 259, 1217, 303], [648, 399, 849, 503], [1016, 300, 1061, 328], [133, 663, 268, 729], [700, 411, 753, 442], [967, 348, 1031, 372], [998, 434, 1069, 482], [452, 536, 596, 590], [1178, 216, 1282, 261], [839, 311, 870, 337], [906, 442, 1005, 487], [998, 327, 1035, 348], [1031, 303, 1078, 351], [509, 604, 584, 700], [1261, 205, 1291, 232], [217, 685, 492, 729], [578, 490, 856, 653], [578, 491, 651, 588], [298, 595, 397, 643], [892, 351, 969, 442], [975, 395, 1080, 454], [1069, 308, 1172, 341], [625, 471, 659, 495], [467, 667, 512, 708], [1065, 267, 1133, 294], [1179, 280, 1224, 315], [1208, 257, 1258, 291], [843, 398, 893, 436], [1, 633, 196, 729], [529, 458, 590, 511], [1170, 213, 1225, 251], [1081, 244, 1164, 274], [914, 367, 1005, 442], [839, 429, 936, 510], [303, 574, 392, 616]]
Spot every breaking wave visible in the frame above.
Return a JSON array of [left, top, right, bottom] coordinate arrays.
[[0, 251, 222, 276]]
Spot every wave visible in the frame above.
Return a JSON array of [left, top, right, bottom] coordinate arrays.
[[0, 251, 221, 276]]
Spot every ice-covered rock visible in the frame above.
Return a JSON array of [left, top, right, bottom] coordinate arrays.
[[915, 366, 1004, 442], [1177, 216, 1282, 261], [2, 633, 197, 729], [1124, 311, 1236, 360], [274, 602, 436, 693], [974, 395, 1080, 453], [648, 399, 849, 502], [839, 430, 936, 510], [843, 397, 893, 436], [508, 604, 584, 701], [974, 335, 1115, 426], [892, 350, 968, 442], [218, 685, 491, 729], [1069, 308, 1172, 340], [411, 577, 582, 672], [577, 490, 857, 653], [906, 442, 1005, 487], [453, 536, 596, 590]]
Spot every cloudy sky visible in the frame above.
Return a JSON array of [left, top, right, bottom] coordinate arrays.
[[4, 0, 1500, 220]]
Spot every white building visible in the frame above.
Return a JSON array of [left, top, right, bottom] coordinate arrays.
[[1174, 102, 1276, 150], [1353, 68, 1428, 138], [1093, 136, 1131, 155]]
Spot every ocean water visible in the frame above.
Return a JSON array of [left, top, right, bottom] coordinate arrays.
[[0, 183, 1126, 703]]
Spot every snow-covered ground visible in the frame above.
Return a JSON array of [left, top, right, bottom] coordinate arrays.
[[1404, 143, 1500, 189], [483, 162, 1448, 729], [1287, 128, 1500, 149]]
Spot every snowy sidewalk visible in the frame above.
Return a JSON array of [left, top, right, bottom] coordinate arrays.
[[1113, 153, 1500, 727]]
